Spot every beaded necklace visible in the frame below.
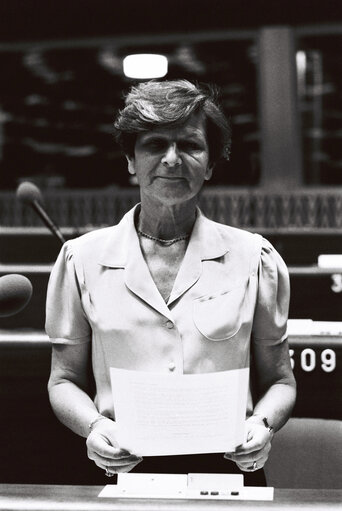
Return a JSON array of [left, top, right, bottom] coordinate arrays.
[[137, 228, 190, 246]]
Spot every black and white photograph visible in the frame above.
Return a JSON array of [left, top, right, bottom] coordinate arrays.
[[0, 1, 341, 508]]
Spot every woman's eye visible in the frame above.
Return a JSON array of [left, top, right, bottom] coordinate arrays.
[[179, 142, 201, 151], [146, 140, 166, 150]]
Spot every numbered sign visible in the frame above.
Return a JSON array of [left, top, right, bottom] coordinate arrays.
[[288, 337, 341, 420], [331, 273, 342, 294]]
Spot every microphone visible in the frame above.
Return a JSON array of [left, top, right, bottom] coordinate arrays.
[[0, 274, 33, 317], [16, 181, 66, 245]]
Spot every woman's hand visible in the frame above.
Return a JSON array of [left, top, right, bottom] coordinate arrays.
[[86, 417, 143, 475], [224, 420, 273, 472]]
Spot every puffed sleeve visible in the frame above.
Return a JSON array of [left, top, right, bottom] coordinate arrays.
[[45, 241, 91, 344], [252, 238, 290, 345]]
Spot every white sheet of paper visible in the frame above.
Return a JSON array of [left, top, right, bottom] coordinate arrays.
[[110, 367, 249, 456]]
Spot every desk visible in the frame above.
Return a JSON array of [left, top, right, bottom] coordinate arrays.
[[0, 485, 341, 511]]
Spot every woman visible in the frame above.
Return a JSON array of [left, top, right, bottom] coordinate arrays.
[[46, 79, 296, 485]]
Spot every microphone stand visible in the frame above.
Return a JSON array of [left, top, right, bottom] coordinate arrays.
[[31, 200, 66, 246]]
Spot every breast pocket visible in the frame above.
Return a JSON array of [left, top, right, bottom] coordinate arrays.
[[193, 283, 248, 341]]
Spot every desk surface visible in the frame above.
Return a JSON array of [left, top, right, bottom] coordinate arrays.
[[0, 485, 341, 511]]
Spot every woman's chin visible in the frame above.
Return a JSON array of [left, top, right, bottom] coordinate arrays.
[[143, 182, 202, 206], [152, 190, 197, 206]]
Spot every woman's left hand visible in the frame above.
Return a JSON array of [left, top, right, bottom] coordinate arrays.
[[224, 420, 273, 472]]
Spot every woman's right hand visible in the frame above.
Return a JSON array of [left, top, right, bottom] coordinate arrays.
[[86, 417, 143, 475]]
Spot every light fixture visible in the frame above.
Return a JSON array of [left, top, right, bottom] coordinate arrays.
[[296, 51, 307, 76], [296, 51, 307, 96], [123, 54, 168, 79]]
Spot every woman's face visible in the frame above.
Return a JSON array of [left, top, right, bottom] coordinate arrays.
[[127, 113, 212, 206]]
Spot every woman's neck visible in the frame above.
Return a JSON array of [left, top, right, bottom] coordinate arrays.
[[138, 196, 198, 240]]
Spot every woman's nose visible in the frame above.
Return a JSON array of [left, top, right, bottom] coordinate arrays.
[[161, 143, 181, 167]]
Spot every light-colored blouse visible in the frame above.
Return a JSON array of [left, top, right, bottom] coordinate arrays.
[[45, 205, 290, 419]]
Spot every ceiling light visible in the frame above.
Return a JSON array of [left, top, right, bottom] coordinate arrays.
[[123, 54, 168, 79]]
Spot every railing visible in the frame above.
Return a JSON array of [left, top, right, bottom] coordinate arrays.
[[1, 187, 342, 230]]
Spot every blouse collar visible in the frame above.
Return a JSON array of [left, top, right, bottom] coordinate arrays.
[[98, 203, 230, 268]]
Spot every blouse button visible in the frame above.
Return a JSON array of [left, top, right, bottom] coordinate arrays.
[[168, 362, 176, 372], [166, 320, 174, 329]]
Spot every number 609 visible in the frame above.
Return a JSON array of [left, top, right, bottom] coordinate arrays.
[[289, 348, 336, 372]]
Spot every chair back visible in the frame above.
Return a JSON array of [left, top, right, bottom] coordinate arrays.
[[265, 418, 342, 488]]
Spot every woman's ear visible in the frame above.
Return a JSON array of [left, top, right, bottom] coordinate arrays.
[[204, 165, 213, 181], [126, 155, 136, 175]]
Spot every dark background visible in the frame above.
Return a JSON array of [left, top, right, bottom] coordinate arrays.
[[0, 0, 342, 43]]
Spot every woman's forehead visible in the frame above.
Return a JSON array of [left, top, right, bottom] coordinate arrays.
[[144, 113, 207, 139]]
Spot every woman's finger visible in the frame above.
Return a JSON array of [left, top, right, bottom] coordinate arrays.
[[87, 441, 142, 462], [100, 459, 143, 474], [108, 460, 143, 473], [89, 449, 142, 466], [87, 432, 118, 457], [228, 443, 271, 461], [86, 419, 142, 473], [236, 463, 260, 472], [87, 431, 141, 459], [236, 455, 267, 472]]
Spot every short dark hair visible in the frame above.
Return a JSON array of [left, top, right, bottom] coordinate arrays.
[[113, 79, 231, 165]]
